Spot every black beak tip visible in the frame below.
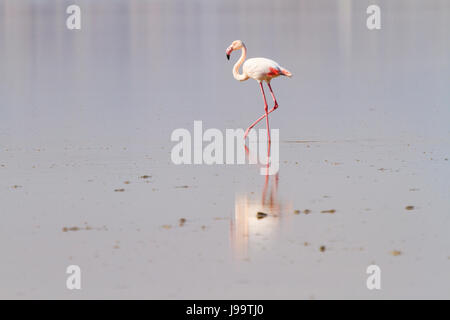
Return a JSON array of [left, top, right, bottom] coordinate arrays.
[[226, 54, 230, 60]]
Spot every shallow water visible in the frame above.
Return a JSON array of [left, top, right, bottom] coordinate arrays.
[[1, 0, 449, 299]]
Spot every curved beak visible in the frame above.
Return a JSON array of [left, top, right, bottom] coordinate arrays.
[[226, 46, 233, 60]]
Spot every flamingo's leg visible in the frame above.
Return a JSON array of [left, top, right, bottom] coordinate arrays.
[[244, 82, 279, 140], [267, 82, 278, 110], [260, 82, 271, 146]]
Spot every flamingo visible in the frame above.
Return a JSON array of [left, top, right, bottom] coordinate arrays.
[[226, 40, 292, 145]]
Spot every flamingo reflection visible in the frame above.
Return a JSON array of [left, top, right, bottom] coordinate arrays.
[[231, 143, 291, 259]]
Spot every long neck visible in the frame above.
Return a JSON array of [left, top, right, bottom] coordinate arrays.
[[233, 45, 249, 81]]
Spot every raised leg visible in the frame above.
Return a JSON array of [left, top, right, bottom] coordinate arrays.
[[244, 82, 279, 140]]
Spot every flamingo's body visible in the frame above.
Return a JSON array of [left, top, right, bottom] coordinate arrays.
[[242, 58, 292, 82], [226, 40, 291, 143]]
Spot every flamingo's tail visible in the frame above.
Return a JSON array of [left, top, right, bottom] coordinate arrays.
[[281, 68, 292, 77]]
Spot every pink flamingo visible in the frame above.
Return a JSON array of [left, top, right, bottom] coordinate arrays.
[[226, 40, 292, 144]]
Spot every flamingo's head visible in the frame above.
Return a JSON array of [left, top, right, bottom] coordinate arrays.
[[226, 40, 244, 60]]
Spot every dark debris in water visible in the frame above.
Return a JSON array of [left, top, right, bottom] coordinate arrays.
[[63, 226, 80, 232], [257, 212, 268, 219], [391, 250, 402, 256], [294, 209, 311, 215]]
